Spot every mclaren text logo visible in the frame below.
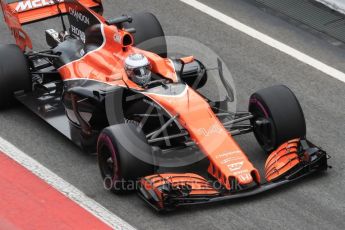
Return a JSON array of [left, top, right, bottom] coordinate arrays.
[[15, 0, 64, 12], [69, 8, 90, 25]]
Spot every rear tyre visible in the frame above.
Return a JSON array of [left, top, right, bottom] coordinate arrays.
[[125, 12, 167, 57], [0, 44, 31, 108], [97, 123, 154, 194], [249, 85, 306, 153]]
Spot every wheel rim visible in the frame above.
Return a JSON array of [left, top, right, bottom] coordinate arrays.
[[98, 138, 120, 189], [250, 99, 276, 152], [254, 118, 274, 151]]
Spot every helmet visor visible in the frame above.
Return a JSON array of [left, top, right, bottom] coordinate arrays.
[[126, 64, 152, 86], [131, 65, 151, 77]]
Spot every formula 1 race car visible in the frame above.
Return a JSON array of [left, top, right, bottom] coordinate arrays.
[[0, 0, 329, 211]]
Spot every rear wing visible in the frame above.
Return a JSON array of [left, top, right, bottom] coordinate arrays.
[[0, 0, 103, 50]]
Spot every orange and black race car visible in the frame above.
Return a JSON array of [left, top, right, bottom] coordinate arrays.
[[0, 0, 330, 211]]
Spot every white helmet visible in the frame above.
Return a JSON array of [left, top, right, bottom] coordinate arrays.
[[124, 53, 152, 86]]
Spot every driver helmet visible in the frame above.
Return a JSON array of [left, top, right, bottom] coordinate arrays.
[[124, 53, 152, 86]]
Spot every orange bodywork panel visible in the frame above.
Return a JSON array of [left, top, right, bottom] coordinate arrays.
[[265, 139, 301, 182], [145, 87, 261, 190], [58, 23, 178, 84], [57, 1, 177, 84]]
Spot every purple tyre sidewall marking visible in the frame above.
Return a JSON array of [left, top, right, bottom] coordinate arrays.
[[250, 97, 269, 118], [98, 134, 121, 183]]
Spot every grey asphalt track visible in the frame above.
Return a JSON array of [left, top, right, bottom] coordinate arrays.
[[1, 0, 344, 229]]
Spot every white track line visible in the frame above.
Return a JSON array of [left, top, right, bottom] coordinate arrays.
[[0, 137, 136, 230], [179, 0, 345, 83]]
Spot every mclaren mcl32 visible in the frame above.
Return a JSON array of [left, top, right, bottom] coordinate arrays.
[[0, 0, 329, 211]]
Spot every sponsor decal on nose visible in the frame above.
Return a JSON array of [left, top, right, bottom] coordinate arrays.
[[227, 161, 244, 172]]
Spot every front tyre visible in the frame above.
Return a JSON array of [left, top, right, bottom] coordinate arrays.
[[0, 44, 31, 108], [249, 85, 306, 153], [97, 123, 154, 194]]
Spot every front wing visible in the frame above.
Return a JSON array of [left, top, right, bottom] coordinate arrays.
[[138, 141, 329, 211]]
